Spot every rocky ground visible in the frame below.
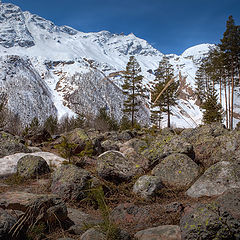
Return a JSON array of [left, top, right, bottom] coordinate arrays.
[[1, 123, 240, 240]]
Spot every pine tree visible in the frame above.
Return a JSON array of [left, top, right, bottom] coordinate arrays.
[[122, 56, 146, 128], [150, 57, 179, 128], [201, 89, 223, 124], [219, 15, 240, 129], [195, 61, 208, 105]]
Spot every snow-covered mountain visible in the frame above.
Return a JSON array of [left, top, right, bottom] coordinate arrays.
[[0, 2, 235, 127]]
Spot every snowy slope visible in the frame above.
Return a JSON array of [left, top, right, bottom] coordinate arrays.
[[0, 2, 236, 128]]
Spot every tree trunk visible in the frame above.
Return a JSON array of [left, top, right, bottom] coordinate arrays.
[[228, 78, 231, 128], [167, 104, 170, 128], [224, 81, 228, 129], [231, 72, 234, 129], [219, 77, 222, 106], [132, 78, 135, 128]]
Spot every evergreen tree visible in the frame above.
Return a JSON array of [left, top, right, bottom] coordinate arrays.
[[43, 115, 58, 135], [122, 56, 146, 128], [219, 15, 240, 129], [195, 61, 208, 105], [201, 89, 223, 124], [150, 57, 179, 128]]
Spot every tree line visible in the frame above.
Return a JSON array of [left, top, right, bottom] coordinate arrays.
[[195, 16, 240, 129], [0, 16, 238, 133]]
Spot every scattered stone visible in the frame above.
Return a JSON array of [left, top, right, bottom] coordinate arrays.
[[143, 135, 194, 167], [133, 175, 164, 199], [121, 138, 148, 154], [134, 225, 181, 240], [101, 139, 120, 152], [152, 153, 200, 189], [80, 227, 105, 240], [0, 131, 30, 158], [17, 155, 50, 179], [180, 202, 240, 240], [67, 208, 102, 235], [186, 161, 240, 198], [97, 150, 143, 183], [51, 165, 92, 201], [0, 152, 66, 177]]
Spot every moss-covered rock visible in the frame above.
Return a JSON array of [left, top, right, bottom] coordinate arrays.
[[186, 161, 240, 198], [51, 165, 92, 201], [135, 225, 181, 240], [133, 175, 164, 199], [152, 153, 200, 189], [97, 150, 144, 183], [0, 131, 30, 157], [180, 200, 240, 240], [142, 135, 194, 168], [17, 155, 50, 179]]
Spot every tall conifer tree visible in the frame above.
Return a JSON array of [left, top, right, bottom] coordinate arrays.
[[151, 57, 179, 128], [122, 56, 146, 128]]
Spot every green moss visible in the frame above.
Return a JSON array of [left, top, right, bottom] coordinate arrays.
[[79, 140, 94, 157], [4, 173, 25, 185]]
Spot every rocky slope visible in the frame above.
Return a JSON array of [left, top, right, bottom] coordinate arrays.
[[1, 123, 240, 239], [0, 2, 238, 127]]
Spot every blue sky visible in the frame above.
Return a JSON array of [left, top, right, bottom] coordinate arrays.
[[2, 0, 240, 55]]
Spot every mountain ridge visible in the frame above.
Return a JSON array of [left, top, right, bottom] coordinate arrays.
[[0, 2, 235, 128]]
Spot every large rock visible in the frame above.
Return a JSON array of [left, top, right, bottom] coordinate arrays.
[[121, 138, 148, 154], [51, 165, 92, 201], [186, 161, 240, 198], [97, 150, 143, 183], [53, 128, 89, 155], [210, 131, 240, 164], [80, 228, 105, 240], [101, 139, 120, 152], [142, 135, 194, 168], [0, 152, 67, 177], [180, 189, 240, 240], [0, 208, 17, 240], [133, 175, 164, 199], [134, 225, 182, 240], [110, 202, 182, 233], [67, 208, 102, 235], [152, 153, 200, 189], [0, 131, 30, 158], [8, 194, 68, 238], [17, 155, 50, 179], [180, 123, 229, 168], [0, 191, 67, 237], [180, 123, 228, 142]]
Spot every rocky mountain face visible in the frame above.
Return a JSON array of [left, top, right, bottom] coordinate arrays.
[[0, 55, 57, 124], [0, 2, 236, 127]]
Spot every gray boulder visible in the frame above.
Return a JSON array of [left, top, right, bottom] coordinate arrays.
[[97, 150, 143, 183], [180, 194, 240, 240], [120, 138, 148, 154], [51, 165, 92, 201], [133, 175, 164, 199], [134, 225, 181, 240], [186, 161, 240, 198], [143, 135, 194, 167], [101, 140, 120, 152], [80, 228, 105, 240], [0, 208, 17, 240], [0, 131, 30, 158], [152, 153, 200, 189], [67, 208, 102, 235], [17, 155, 50, 179]]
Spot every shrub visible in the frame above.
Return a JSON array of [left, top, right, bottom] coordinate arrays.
[[54, 136, 77, 163], [43, 115, 58, 135], [94, 108, 119, 132]]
